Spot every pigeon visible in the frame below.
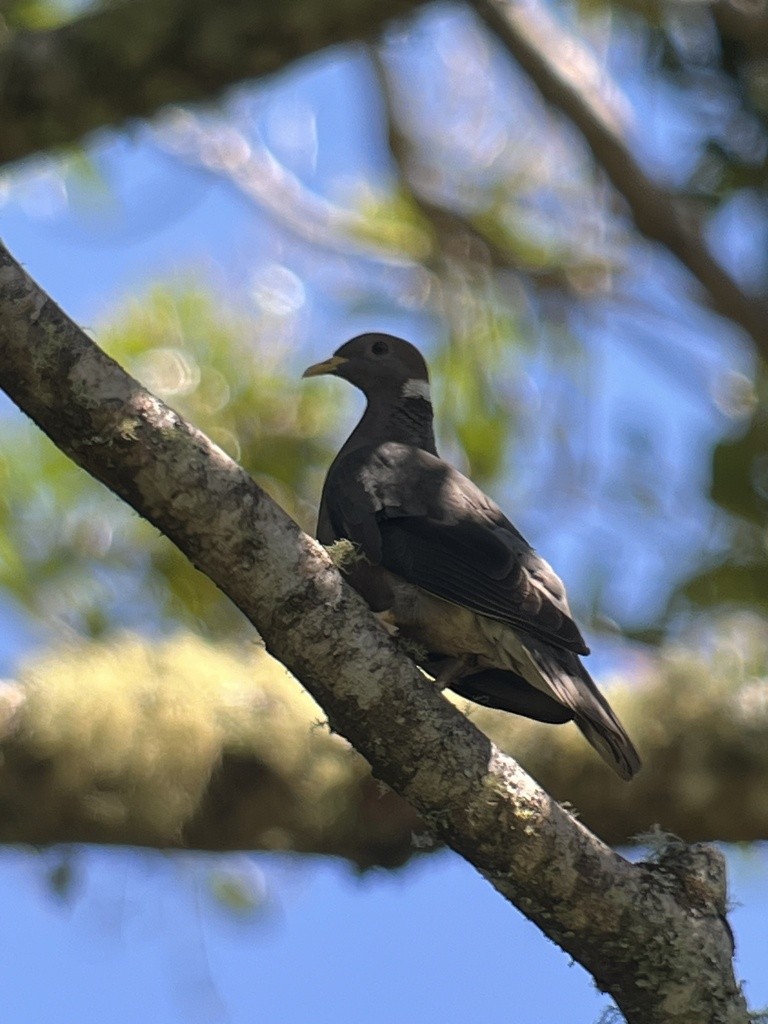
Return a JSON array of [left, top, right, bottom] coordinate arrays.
[[303, 333, 641, 780]]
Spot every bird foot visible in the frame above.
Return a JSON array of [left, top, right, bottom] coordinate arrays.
[[427, 655, 478, 691], [374, 609, 400, 637]]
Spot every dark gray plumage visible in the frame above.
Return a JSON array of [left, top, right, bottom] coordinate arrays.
[[303, 332, 641, 780]]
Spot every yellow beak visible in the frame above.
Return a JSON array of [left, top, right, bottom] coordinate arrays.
[[301, 355, 348, 379]]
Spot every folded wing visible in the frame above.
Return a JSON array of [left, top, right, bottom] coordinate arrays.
[[322, 441, 589, 655]]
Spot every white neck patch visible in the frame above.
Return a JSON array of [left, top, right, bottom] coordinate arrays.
[[401, 379, 431, 402]]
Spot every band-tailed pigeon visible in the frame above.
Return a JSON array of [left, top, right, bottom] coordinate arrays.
[[303, 333, 641, 780]]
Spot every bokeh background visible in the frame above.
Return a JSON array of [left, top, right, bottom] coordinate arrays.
[[1, 0, 768, 1018]]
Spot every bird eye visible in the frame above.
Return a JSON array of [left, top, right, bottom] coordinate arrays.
[[371, 339, 389, 356]]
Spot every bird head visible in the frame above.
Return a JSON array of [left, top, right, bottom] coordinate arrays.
[[302, 333, 430, 401]]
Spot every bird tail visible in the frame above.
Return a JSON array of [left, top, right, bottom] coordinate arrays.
[[474, 618, 641, 779], [527, 645, 641, 781], [573, 702, 641, 781]]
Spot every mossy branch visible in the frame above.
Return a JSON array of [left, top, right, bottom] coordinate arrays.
[[1, 621, 768, 860]]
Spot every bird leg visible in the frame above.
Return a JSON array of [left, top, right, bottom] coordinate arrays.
[[372, 610, 477, 692], [374, 609, 400, 637], [423, 654, 479, 691]]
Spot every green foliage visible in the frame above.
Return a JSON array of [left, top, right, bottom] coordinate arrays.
[[712, 417, 768, 527], [100, 285, 337, 524], [2, 0, 71, 29], [345, 191, 531, 484], [684, 564, 768, 616], [433, 304, 521, 484], [0, 283, 342, 638], [679, 372, 768, 616], [349, 187, 433, 260], [209, 864, 267, 915], [709, 373, 768, 528]]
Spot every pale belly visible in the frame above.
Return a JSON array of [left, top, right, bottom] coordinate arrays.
[[385, 571, 533, 680]]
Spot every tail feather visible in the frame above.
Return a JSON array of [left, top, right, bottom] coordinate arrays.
[[572, 705, 641, 781], [527, 644, 641, 780], [477, 617, 641, 779]]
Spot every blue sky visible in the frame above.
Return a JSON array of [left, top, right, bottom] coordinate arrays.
[[2, 847, 767, 1023], [1, 6, 766, 1020]]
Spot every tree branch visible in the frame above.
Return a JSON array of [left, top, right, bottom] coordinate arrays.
[[0, 634, 423, 866], [0, 0, 429, 167], [0, 240, 749, 1022], [1, 627, 768, 858], [152, 112, 423, 267], [711, 0, 768, 59], [3, 0, 766, 357], [473, 0, 768, 355]]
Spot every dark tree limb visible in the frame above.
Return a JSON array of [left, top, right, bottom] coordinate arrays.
[[2, 0, 766, 358], [0, 0, 428, 167], [0, 239, 750, 1021], [711, 0, 768, 59], [473, 0, 768, 355]]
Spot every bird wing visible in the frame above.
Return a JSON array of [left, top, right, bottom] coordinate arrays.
[[321, 442, 589, 656]]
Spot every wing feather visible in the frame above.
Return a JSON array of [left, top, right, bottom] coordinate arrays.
[[320, 442, 589, 656]]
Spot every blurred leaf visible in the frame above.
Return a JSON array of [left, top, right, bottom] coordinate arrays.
[[433, 295, 522, 485], [0, 282, 344, 639], [350, 188, 434, 259], [668, 375, 768, 621], [3, 0, 70, 28], [683, 563, 768, 613], [710, 410, 768, 526], [47, 857, 77, 900], [209, 865, 267, 915]]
